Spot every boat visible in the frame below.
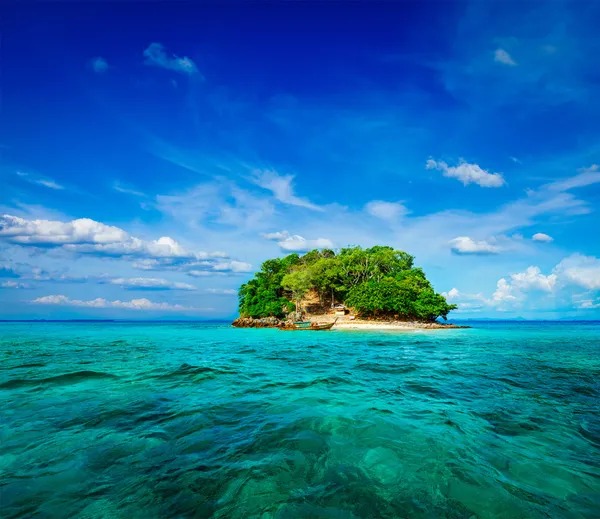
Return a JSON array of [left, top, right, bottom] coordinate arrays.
[[279, 318, 337, 331]]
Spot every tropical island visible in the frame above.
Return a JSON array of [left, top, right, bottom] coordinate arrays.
[[232, 246, 468, 330]]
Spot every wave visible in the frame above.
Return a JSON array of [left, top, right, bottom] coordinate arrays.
[[356, 362, 417, 375], [159, 363, 238, 382], [8, 362, 47, 369], [0, 370, 117, 389]]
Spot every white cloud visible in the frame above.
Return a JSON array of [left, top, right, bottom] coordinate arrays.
[[261, 230, 290, 241], [426, 159, 505, 187], [449, 236, 501, 255], [131, 257, 250, 276], [493, 278, 517, 303], [510, 156, 522, 164], [252, 170, 323, 211], [90, 57, 109, 73], [262, 231, 333, 252], [1, 280, 31, 289], [187, 270, 227, 277], [32, 295, 204, 311], [0, 215, 129, 246], [494, 48, 517, 66], [113, 182, 146, 197], [442, 287, 460, 301], [576, 299, 600, 309], [279, 235, 333, 252], [0, 215, 228, 266], [545, 165, 600, 192], [109, 277, 197, 291], [31, 270, 89, 283], [446, 255, 600, 315], [37, 179, 64, 190], [156, 181, 276, 231], [441, 288, 492, 311], [211, 261, 253, 273], [554, 254, 600, 290], [143, 43, 199, 76], [16, 171, 64, 190], [511, 266, 557, 292], [532, 233, 553, 242], [456, 302, 486, 312], [205, 288, 237, 295], [365, 201, 409, 221]]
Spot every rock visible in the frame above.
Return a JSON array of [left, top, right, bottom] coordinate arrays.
[[231, 316, 283, 328]]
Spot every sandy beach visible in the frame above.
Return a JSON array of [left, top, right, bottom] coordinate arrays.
[[309, 316, 469, 330]]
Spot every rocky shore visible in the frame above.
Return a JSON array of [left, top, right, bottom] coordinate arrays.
[[231, 316, 283, 328], [231, 316, 470, 330]]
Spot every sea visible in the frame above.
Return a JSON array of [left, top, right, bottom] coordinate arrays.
[[1, 320, 599, 518]]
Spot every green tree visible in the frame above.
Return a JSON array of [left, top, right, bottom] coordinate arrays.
[[237, 245, 455, 322], [282, 269, 313, 314], [308, 257, 344, 306]]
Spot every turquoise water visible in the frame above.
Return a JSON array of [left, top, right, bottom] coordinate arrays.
[[1, 321, 599, 518]]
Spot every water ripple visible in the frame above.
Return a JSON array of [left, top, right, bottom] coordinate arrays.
[[0, 321, 599, 518]]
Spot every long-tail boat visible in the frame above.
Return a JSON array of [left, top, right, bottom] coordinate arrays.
[[279, 318, 338, 331]]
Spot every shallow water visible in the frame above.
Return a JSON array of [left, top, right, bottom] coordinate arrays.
[[1, 321, 599, 518]]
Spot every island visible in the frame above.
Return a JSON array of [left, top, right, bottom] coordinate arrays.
[[232, 246, 469, 330]]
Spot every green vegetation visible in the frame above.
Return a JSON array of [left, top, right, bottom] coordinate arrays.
[[238, 246, 457, 321]]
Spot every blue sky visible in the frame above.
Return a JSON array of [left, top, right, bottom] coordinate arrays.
[[1, 1, 600, 320]]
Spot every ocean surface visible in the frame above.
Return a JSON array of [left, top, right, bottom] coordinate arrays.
[[1, 321, 599, 519]]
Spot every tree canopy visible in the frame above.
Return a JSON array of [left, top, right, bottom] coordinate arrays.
[[238, 246, 457, 321]]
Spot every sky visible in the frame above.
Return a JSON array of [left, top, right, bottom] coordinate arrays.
[[1, 1, 600, 320]]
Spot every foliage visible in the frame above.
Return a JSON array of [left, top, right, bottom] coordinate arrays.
[[282, 269, 313, 306], [237, 246, 456, 321]]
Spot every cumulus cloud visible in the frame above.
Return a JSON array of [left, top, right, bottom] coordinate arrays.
[[494, 48, 517, 66], [511, 266, 557, 292], [252, 170, 323, 211], [143, 43, 199, 76], [32, 295, 204, 311], [554, 254, 600, 290], [532, 233, 553, 242], [441, 287, 460, 301], [90, 57, 109, 73], [0, 215, 228, 268], [426, 159, 505, 187], [365, 201, 409, 221], [493, 278, 517, 303], [262, 230, 333, 252], [108, 277, 197, 291], [448, 255, 600, 314], [449, 236, 501, 255], [441, 288, 492, 311]]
